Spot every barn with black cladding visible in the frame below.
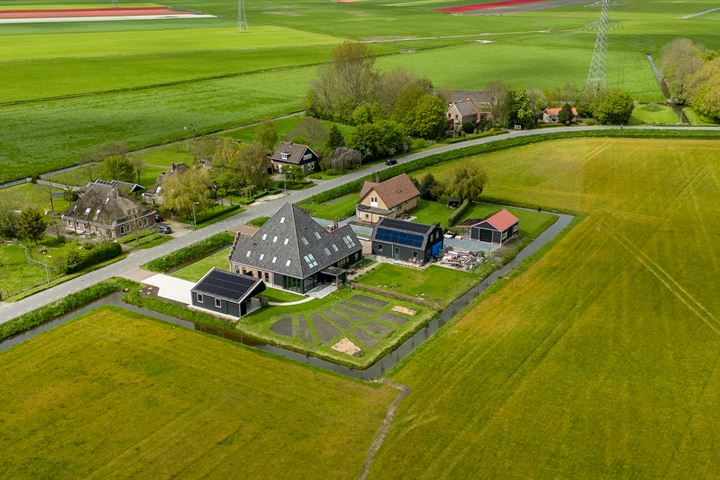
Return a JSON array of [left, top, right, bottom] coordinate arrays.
[[371, 218, 444, 263]]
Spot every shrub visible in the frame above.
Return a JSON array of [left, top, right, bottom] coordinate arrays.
[[596, 91, 635, 125], [143, 232, 235, 272], [0, 278, 136, 341], [59, 241, 123, 274]]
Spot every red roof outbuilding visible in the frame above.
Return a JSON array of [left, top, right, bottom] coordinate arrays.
[[480, 209, 519, 231]]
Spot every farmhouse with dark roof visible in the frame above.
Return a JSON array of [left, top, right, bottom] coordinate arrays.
[[191, 268, 266, 319], [143, 162, 190, 205], [62, 180, 155, 239], [371, 217, 444, 263], [229, 203, 362, 293], [356, 173, 421, 225], [270, 141, 319, 174], [459, 208, 519, 244]]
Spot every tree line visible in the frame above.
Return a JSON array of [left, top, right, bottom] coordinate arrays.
[[660, 38, 719, 121]]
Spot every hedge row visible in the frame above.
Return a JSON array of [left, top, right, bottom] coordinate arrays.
[[448, 199, 471, 227], [300, 129, 720, 206], [0, 278, 136, 341], [142, 231, 235, 272], [63, 241, 123, 274]]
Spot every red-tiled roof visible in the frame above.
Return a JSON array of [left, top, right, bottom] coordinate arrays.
[[544, 107, 578, 116], [484, 209, 519, 231], [359, 174, 420, 209]]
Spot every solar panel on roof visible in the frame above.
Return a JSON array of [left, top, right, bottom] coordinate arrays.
[[375, 228, 424, 248], [380, 218, 432, 234], [194, 270, 259, 301]]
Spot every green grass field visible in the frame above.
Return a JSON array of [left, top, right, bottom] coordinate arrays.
[[301, 193, 358, 221], [355, 264, 480, 308], [629, 103, 681, 125], [367, 137, 720, 478], [1, 0, 717, 182], [171, 246, 230, 282], [0, 306, 395, 478]]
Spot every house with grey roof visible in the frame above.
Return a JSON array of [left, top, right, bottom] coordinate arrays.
[[270, 141, 319, 174], [143, 162, 190, 205], [62, 180, 156, 239], [229, 203, 362, 293]]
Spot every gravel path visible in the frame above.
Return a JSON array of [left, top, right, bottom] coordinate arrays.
[[1, 125, 718, 323]]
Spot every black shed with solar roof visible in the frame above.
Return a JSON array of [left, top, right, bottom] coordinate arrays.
[[191, 268, 266, 318]]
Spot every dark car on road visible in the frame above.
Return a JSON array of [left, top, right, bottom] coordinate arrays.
[[155, 223, 172, 234], [385, 158, 397, 166]]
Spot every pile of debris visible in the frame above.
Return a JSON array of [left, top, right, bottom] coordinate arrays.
[[439, 249, 479, 270]]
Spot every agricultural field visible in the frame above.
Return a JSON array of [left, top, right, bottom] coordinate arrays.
[[0, 307, 395, 478], [628, 103, 681, 125], [368, 137, 720, 478], [2, 0, 719, 182], [0, 237, 65, 299]]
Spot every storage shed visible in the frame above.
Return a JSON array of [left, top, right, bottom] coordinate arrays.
[[371, 218, 444, 263], [191, 268, 266, 319]]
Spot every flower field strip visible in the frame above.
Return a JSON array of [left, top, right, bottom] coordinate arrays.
[[437, 0, 546, 13]]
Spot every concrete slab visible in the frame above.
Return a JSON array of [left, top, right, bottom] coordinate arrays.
[[142, 274, 195, 305]]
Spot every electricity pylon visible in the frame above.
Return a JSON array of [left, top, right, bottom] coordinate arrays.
[[584, 0, 611, 96]]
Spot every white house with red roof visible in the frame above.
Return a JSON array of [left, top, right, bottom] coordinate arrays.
[[459, 209, 519, 245], [543, 107, 578, 123]]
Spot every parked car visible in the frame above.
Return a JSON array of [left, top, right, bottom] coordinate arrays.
[[155, 223, 172, 234], [385, 158, 397, 166]]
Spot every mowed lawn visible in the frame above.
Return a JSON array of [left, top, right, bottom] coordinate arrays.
[[301, 193, 358, 221], [0, 307, 395, 479], [370, 138, 720, 478], [355, 264, 480, 308]]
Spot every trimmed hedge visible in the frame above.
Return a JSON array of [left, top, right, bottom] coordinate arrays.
[[142, 231, 235, 273], [448, 199, 470, 227], [0, 278, 136, 341], [63, 241, 123, 274]]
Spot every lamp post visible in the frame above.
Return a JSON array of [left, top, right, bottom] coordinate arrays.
[[192, 201, 199, 227], [44, 255, 51, 284]]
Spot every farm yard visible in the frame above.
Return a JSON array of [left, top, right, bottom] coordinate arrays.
[[1, 0, 719, 182], [368, 137, 720, 478], [0, 307, 395, 479]]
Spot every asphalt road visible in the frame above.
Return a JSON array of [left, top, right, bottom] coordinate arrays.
[[1, 124, 718, 323]]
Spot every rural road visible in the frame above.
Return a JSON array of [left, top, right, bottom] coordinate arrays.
[[1, 124, 719, 323]]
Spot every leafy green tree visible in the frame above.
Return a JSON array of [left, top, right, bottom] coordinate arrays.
[[307, 42, 377, 122], [287, 117, 328, 146], [210, 137, 243, 195], [558, 103, 575, 124], [162, 168, 214, 219], [660, 38, 704, 104], [102, 155, 137, 183], [350, 120, 407, 160], [17, 208, 47, 245], [327, 125, 345, 150], [508, 88, 536, 129], [0, 206, 18, 239], [325, 147, 361, 171], [238, 143, 272, 191], [403, 95, 447, 139], [284, 165, 305, 184], [596, 91, 635, 124], [253, 120, 278, 151], [188, 137, 217, 164], [688, 57, 720, 121], [447, 165, 487, 202], [486, 81, 511, 128], [419, 173, 443, 200], [392, 82, 433, 124]]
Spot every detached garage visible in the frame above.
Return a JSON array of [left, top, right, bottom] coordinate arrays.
[[467, 209, 519, 245], [191, 268, 266, 319]]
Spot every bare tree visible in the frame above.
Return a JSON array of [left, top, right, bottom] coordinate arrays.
[[660, 38, 704, 104]]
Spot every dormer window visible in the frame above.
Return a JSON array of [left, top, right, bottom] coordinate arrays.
[[281, 152, 289, 160]]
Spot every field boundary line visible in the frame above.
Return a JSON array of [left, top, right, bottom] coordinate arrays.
[[358, 381, 410, 480]]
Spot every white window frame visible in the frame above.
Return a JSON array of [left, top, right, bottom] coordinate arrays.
[[197, 294, 204, 304], [215, 298, 222, 308]]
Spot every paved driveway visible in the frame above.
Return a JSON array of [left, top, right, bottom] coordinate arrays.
[[142, 274, 194, 305]]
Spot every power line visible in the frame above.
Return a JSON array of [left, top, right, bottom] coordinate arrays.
[[238, 0, 248, 32]]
